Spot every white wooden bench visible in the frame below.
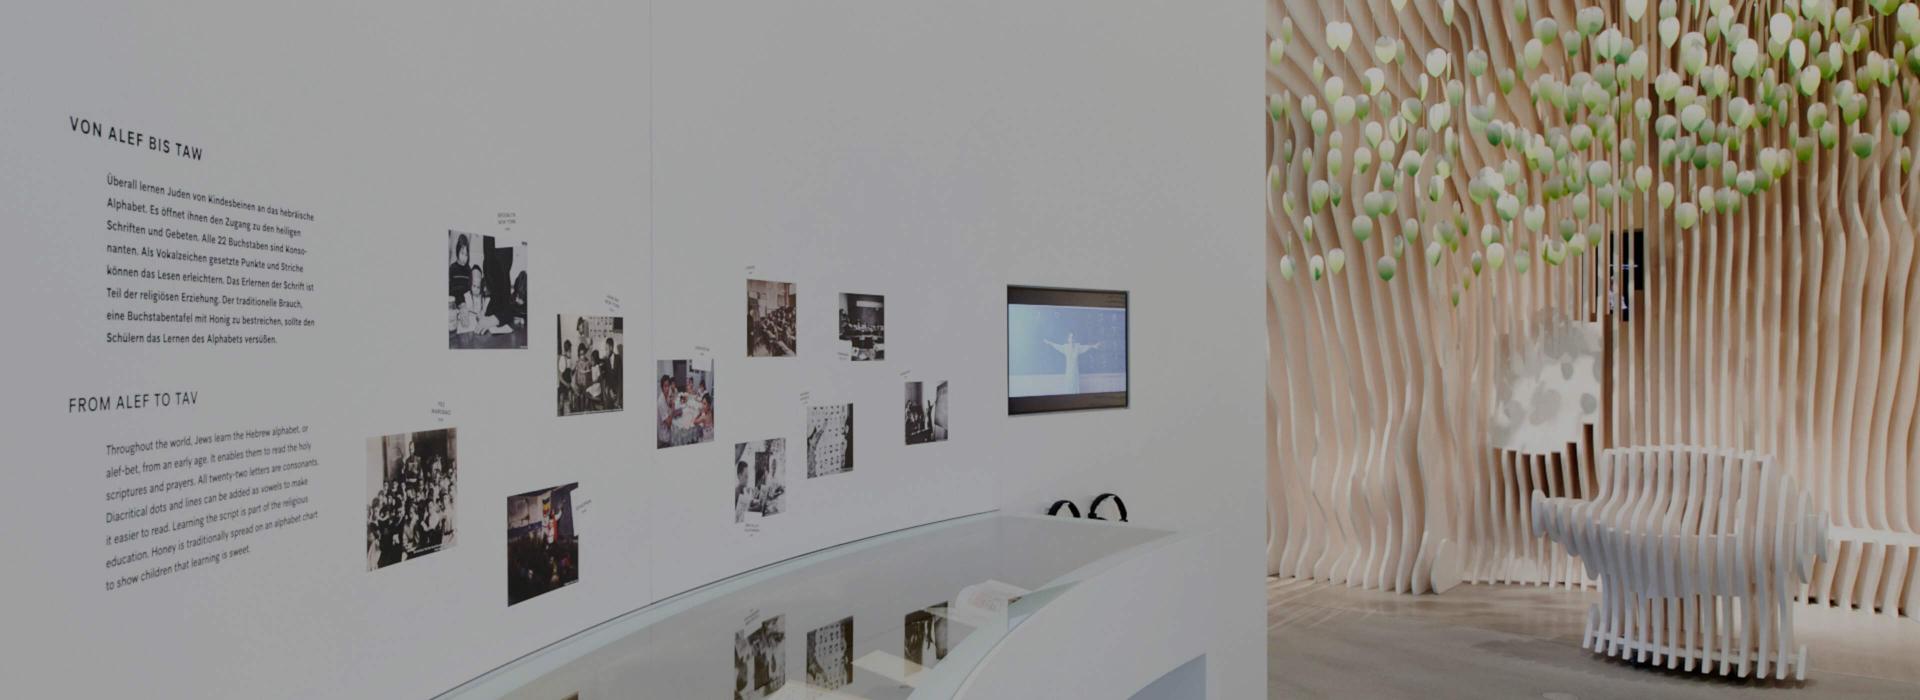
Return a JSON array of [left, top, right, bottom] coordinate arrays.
[[1529, 446, 1830, 680]]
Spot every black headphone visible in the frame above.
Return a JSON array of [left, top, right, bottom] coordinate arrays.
[[1086, 493, 1129, 522], [1046, 499, 1082, 518]]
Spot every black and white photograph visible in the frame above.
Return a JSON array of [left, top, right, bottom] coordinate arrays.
[[733, 438, 787, 525], [904, 602, 950, 670], [507, 482, 579, 606], [904, 380, 949, 445], [557, 315, 624, 416], [747, 279, 796, 357], [733, 614, 786, 700], [365, 428, 458, 571], [448, 230, 529, 349], [657, 359, 716, 448], [837, 292, 884, 361], [806, 403, 853, 478], [805, 616, 854, 691]]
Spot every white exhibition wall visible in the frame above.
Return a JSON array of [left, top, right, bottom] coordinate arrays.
[[0, 1, 1261, 698]]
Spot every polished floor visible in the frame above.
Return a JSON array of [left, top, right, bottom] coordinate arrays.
[[1268, 577, 1920, 699]]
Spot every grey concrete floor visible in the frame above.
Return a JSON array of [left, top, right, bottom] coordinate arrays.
[[1268, 577, 1920, 700]]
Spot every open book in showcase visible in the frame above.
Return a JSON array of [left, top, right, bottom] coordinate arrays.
[[1007, 286, 1128, 414]]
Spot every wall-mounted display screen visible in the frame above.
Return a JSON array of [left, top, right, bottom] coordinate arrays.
[[1008, 286, 1129, 414]]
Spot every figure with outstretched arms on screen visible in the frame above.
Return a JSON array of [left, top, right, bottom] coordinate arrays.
[[1045, 332, 1101, 393]]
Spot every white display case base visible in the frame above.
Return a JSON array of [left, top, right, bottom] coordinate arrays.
[[437, 512, 1213, 699]]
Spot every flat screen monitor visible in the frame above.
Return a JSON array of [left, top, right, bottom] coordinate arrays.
[[1007, 286, 1128, 414]]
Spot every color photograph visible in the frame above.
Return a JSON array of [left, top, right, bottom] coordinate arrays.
[[507, 483, 580, 606], [657, 359, 716, 448]]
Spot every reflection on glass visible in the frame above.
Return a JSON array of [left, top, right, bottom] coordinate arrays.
[[806, 616, 853, 690], [733, 613, 785, 699], [448, 515, 1168, 700], [904, 602, 950, 673]]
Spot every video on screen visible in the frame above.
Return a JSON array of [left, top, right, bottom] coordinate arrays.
[[1007, 286, 1128, 413]]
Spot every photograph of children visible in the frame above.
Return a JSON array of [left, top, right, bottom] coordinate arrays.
[[657, 359, 716, 448], [904, 602, 950, 671], [447, 230, 529, 349], [733, 615, 786, 700], [837, 293, 884, 361], [805, 403, 853, 478], [747, 279, 797, 357], [904, 380, 949, 445], [557, 315, 624, 416], [805, 616, 854, 691], [733, 439, 788, 524], [507, 483, 580, 606], [365, 428, 458, 571]]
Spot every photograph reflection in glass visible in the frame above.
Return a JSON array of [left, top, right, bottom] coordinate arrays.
[[733, 614, 785, 700], [903, 602, 949, 671], [805, 616, 853, 690]]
